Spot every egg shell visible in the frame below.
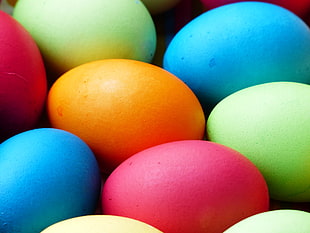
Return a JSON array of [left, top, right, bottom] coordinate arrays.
[[207, 82, 310, 202], [102, 140, 269, 233], [200, 0, 310, 18], [13, 0, 156, 75], [163, 2, 310, 113], [0, 11, 47, 140], [41, 215, 163, 233], [0, 128, 102, 233], [47, 59, 206, 173], [224, 209, 310, 233]]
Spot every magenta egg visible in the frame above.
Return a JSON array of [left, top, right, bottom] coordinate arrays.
[[102, 140, 269, 233], [0, 11, 47, 140], [200, 0, 310, 18]]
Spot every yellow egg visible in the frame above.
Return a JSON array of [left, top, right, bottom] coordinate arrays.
[[41, 215, 163, 233]]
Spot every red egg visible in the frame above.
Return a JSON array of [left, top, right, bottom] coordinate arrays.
[[0, 11, 47, 140], [200, 0, 310, 18], [102, 140, 269, 233]]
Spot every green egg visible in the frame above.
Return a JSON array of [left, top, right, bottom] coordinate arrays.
[[13, 0, 156, 75], [207, 82, 310, 202], [224, 209, 310, 233]]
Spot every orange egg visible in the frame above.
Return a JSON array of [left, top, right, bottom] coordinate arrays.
[[47, 59, 205, 173]]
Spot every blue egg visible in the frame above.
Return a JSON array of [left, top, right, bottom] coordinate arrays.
[[0, 128, 102, 233], [163, 2, 310, 113]]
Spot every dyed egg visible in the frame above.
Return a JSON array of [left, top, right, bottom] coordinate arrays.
[[141, 0, 182, 14], [224, 209, 310, 233], [0, 11, 47, 141], [200, 0, 310, 18], [163, 2, 310, 113], [102, 140, 269, 233], [13, 0, 156, 75], [0, 128, 102, 233], [41, 215, 163, 233], [207, 82, 310, 202], [47, 59, 205, 173]]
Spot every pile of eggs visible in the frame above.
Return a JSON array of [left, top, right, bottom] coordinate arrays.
[[0, 0, 310, 232]]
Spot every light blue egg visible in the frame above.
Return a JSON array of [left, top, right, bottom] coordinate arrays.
[[163, 2, 310, 113], [0, 128, 101, 233]]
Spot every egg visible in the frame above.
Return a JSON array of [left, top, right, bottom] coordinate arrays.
[[41, 215, 163, 233], [47, 59, 205, 173], [207, 82, 310, 202], [13, 0, 156, 75], [0, 128, 102, 233], [102, 140, 269, 233], [0, 11, 47, 141], [163, 2, 310, 113], [223, 209, 310, 233], [200, 0, 310, 18]]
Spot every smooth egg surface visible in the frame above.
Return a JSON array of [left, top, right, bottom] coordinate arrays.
[[207, 82, 310, 202], [224, 209, 310, 233], [0, 128, 101, 233], [13, 0, 156, 75], [200, 0, 310, 18], [41, 215, 163, 233], [47, 59, 206, 173], [163, 2, 310, 113], [0, 11, 47, 140], [102, 140, 269, 233]]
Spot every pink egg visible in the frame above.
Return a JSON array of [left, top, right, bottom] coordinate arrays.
[[102, 140, 269, 233], [0, 11, 47, 140], [200, 0, 310, 18]]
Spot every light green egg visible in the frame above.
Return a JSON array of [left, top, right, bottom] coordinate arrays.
[[224, 210, 310, 233], [13, 0, 156, 75], [207, 82, 310, 202]]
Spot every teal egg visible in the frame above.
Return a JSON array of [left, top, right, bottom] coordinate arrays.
[[0, 128, 101, 233], [163, 2, 310, 113], [207, 82, 310, 202]]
